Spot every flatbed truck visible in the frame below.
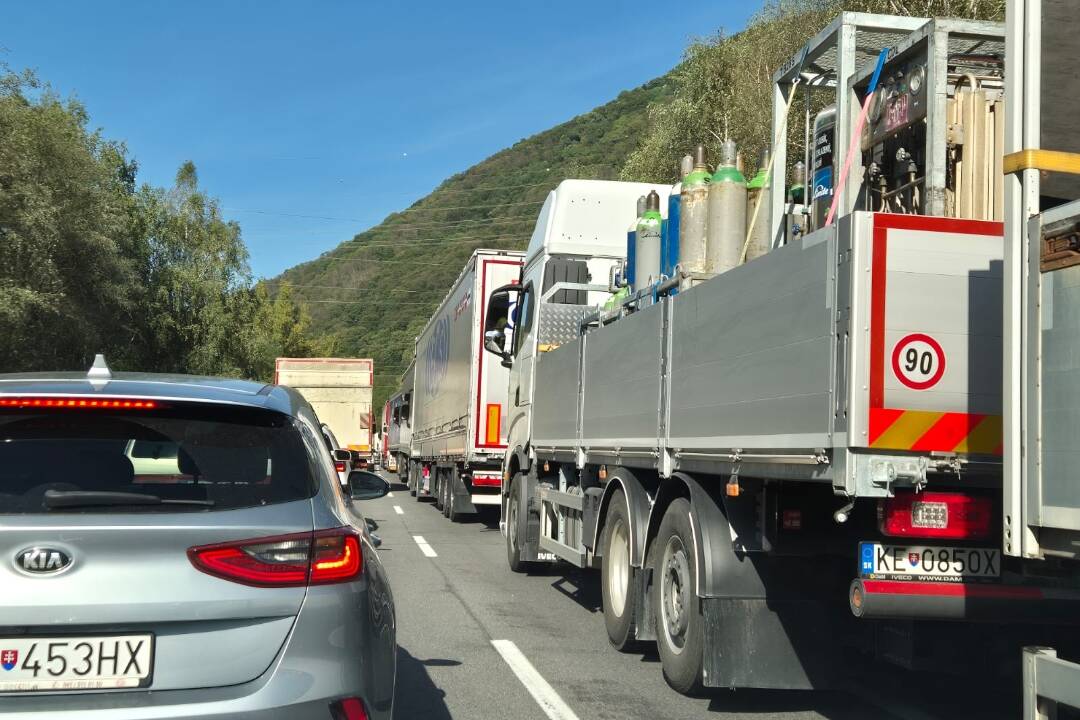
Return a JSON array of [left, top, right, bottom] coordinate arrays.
[[479, 9, 1080, 695]]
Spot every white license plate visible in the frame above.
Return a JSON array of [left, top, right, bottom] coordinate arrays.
[[860, 542, 1000, 582], [0, 634, 153, 692]]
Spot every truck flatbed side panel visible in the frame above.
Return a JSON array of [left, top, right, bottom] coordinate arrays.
[[532, 337, 583, 449], [581, 302, 664, 449], [667, 233, 835, 450], [1040, 262, 1080, 512]]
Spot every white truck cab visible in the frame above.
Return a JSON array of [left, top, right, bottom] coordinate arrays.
[[485, 180, 671, 472]]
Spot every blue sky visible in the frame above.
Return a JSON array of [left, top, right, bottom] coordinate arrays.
[[4, 1, 760, 278]]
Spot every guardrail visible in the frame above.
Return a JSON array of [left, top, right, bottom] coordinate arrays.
[[1024, 647, 1080, 719]]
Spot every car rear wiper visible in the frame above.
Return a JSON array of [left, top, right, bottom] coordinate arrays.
[[43, 489, 215, 509]]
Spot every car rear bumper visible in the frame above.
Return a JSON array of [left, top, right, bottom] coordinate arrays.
[[850, 578, 1080, 621], [1, 584, 396, 720]]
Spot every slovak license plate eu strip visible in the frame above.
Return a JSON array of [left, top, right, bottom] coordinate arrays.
[[0, 634, 153, 692], [859, 542, 1000, 582]]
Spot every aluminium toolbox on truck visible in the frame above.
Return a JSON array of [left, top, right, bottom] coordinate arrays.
[[530, 212, 1004, 492], [274, 357, 374, 458], [411, 249, 523, 465]]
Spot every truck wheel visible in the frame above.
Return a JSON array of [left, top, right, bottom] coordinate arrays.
[[442, 473, 452, 518], [601, 489, 637, 651], [652, 498, 704, 694], [447, 471, 463, 523], [434, 472, 444, 511], [408, 465, 417, 497], [506, 474, 532, 573]]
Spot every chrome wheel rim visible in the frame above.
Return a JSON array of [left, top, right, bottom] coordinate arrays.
[[660, 534, 690, 655]]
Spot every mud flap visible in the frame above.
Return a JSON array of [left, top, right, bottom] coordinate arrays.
[[634, 566, 656, 642], [702, 597, 840, 690]]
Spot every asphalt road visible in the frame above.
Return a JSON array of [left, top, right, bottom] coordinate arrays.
[[364, 472, 1019, 720]]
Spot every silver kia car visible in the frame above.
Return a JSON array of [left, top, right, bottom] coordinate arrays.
[[0, 360, 396, 720]]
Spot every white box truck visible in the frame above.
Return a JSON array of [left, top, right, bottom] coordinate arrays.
[[274, 357, 373, 466], [404, 249, 523, 521]]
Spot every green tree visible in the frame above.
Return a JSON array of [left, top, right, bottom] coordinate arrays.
[[0, 69, 144, 371]]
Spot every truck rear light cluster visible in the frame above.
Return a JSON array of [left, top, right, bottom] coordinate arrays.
[[470, 473, 501, 487], [334, 460, 348, 474], [188, 527, 362, 587], [878, 491, 992, 540]]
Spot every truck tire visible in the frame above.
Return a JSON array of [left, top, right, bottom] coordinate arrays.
[[506, 474, 532, 573], [601, 489, 637, 651], [446, 470, 463, 523], [652, 498, 704, 694], [441, 472, 452, 518]]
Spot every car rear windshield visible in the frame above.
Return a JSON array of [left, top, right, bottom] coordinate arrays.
[[0, 402, 317, 514]]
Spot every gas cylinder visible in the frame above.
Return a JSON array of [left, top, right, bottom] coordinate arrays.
[[811, 105, 836, 232], [662, 154, 693, 279], [789, 160, 806, 205], [678, 145, 710, 276], [635, 191, 662, 290], [706, 138, 747, 274], [745, 146, 772, 261], [626, 195, 646, 290]]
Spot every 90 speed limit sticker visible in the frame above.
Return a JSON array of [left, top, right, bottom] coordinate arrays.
[[891, 333, 945, 390]]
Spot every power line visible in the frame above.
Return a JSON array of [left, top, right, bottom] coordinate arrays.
[[225, 199, 544, 223], [271, 283, 448, 293], [337, 234, 524, 249], [352, 216, 535, 232], [306, 299, 439, 306]]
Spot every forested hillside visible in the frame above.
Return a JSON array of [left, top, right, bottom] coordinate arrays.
[[278, 0, 1003, 410], [0, 69, 321, 378], [276, 77, 674, 406]]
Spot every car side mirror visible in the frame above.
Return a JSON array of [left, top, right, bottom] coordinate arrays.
[[332, 449, 351, 463], [348, 470, 390, 501]]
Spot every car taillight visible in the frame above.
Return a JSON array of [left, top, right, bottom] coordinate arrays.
[[330, 697, 369, 720], [188, 528, 362, 587], [334, 460, 348, 474], [878, 491, 992, 540], [310, 532, 362, 584]]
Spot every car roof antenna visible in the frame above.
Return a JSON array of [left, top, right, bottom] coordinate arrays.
[[87, 354, 112, 381]]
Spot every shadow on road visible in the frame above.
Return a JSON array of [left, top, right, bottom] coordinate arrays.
[[550, 568, 601, 613], [701, 689, 871, 719], [393, 647, 460, 720]]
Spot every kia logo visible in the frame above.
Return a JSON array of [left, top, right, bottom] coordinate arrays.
[[15, 547, 73, 576]]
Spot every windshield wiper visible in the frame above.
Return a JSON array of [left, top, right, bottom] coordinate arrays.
[[43, 489, 215, 509]]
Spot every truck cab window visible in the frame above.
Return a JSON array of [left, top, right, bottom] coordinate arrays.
[[542, 258, 589, 305]]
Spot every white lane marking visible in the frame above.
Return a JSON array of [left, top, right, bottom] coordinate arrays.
[[490, 639, 580, 720], [388, 492, 395, 498], [412, 535, 437, 557], [393, 505, 404, 515]]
